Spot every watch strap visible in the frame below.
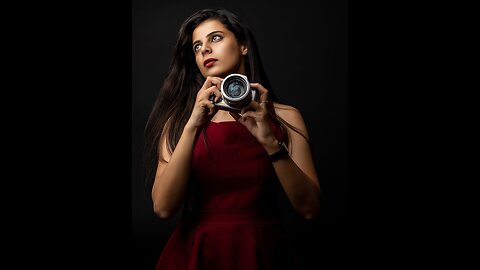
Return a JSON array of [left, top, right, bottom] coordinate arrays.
[[268, 141, 289, 162]]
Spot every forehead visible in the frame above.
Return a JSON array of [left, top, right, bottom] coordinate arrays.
[[192, 19, 230, 41]]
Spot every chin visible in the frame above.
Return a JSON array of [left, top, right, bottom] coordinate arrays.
[[203, 70, 224, 78], [202, 67, 237, 79]]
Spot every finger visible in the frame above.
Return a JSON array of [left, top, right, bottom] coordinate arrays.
[[200, 100, 215, 110], [241, 110, 261, 120], [202, 76, 220, 88], [201, 100, 216, 115], [212, 88, 222, 102], [229, 112, 241, 121], [208, 103, 216, 115], [240, 101, 252, 114], [259, 100, 269, 108], [202, 76, 224, 90], [240, 100, 261, 114], [250, 83, 269, 102], [202, 85, 222, 101], [250, 101, 262, 111]]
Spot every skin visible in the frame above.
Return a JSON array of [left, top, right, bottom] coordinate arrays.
[[152, 19, 321, 220], [192, 19, 248, 79]]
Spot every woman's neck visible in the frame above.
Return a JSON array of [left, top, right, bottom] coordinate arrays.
[[210, 110, 236, 122]]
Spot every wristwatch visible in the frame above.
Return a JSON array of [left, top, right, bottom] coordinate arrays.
[[268, 141, 289, 162]]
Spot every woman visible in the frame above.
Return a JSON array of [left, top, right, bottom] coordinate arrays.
[[144, 8, 321, 270]]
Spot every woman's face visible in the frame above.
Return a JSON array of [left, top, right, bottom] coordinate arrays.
[[192, 19, 247, 78]]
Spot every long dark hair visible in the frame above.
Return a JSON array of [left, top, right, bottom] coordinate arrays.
[[144, 8, 304, 186]]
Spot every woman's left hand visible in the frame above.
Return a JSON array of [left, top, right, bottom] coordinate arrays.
[[229, 83, 279, 151]]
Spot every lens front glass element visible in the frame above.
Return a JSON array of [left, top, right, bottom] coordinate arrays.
[[225, 79, 246, 98]]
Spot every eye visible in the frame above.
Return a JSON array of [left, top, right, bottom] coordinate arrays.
[[212, 35, 222, 42], [193, 44, 201, 52]]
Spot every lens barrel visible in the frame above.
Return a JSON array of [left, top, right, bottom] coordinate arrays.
[[220, 74, 251, 109]]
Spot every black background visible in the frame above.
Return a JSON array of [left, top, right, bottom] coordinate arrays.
[[133, 0, 348, 269]]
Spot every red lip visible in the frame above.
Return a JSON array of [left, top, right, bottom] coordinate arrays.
[[204, 58, 217, 67]]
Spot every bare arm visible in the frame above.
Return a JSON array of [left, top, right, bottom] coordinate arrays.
[[151, 124, 200, 219], [231, 83, 320, 219], [151, 76, 222, 219], [269, 104, 320, 219]]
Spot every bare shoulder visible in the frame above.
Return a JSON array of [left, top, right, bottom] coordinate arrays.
[[272, 102, 309, 135], [273, 102, 304, 124]]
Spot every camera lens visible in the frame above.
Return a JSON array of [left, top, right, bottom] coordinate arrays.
[[220, 74, 252, 110], [225, 79, 246, 98]]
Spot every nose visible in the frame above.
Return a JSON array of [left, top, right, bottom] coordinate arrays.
[[201, 44, 211, 55]]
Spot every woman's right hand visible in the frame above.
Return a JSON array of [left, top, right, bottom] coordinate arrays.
[[185, 76, 223, 130]]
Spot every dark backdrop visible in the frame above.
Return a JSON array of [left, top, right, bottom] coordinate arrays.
[[133, 0, 348, 269]]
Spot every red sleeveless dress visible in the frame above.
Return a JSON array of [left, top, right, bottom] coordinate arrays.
[[155, 116, 298, 270]]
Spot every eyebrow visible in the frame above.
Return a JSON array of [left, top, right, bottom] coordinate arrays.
[[192, 31, 225, 46]]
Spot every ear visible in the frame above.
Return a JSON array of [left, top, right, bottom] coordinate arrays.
[[241, 44, 248, 55]]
